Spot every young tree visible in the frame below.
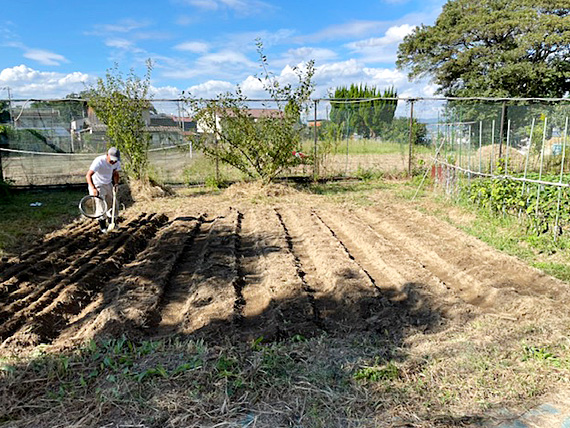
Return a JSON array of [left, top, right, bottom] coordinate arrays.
[[188, 40, 315, 183], [87, 60, 153, 181], [396, 0, 570, 98]]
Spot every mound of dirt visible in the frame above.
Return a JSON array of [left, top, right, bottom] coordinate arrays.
[[129, 178, 175, 202], [477, 144, 530, 172], [224, 181, 299, 198]]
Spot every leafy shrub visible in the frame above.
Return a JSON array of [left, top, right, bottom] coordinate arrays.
[[464, 160, 570, 236], [186, 40, 315, 183]]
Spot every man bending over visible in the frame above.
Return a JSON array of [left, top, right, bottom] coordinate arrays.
[[86, 147, 121, 232]]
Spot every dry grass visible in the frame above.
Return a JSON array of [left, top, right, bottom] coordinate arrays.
[[3, 312, 569, 427]]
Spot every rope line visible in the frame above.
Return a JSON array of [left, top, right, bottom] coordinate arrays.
[[0, 143, 192, 156]]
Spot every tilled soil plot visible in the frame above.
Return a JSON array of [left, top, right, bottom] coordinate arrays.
[[2, 189, 569, 358]]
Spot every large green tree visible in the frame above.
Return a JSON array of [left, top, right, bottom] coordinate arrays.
[[396, 0, 570, 98]]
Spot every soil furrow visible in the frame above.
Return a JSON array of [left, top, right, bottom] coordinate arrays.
[[0, 214, 168, 349], [0, 213, 148, 304], [276, 206, 381, 332], [0, 220, 96, 282], [311, 209, 378, 290], [238, 207, 315, 340], [0, 214, 153, 321], [179, 208, 241, 336], [378, 204, 570, 303], [153, 215, 219, 336], [357, 207, 570, 318], [0, 229, 98, 297], [52, 215, 203, 347], [357, 208, 512, 310], [315, 208, 476, 322]]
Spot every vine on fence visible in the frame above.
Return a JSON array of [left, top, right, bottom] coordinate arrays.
[[464, 161, 570, 236]]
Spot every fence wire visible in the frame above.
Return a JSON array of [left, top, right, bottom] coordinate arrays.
[[0, 98, 569, 193], [426, 100, 570, 238]]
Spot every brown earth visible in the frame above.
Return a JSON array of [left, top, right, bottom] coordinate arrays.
[[1, 183, 569, 357]]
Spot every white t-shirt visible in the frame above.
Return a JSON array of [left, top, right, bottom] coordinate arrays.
[[89, 155, 121, 186]]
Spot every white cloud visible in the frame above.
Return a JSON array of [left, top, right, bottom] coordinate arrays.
[[0, 65, 41, 83], [161, 49, 257, 81], [57, 71, 92, 86], [174, 41, 210, 54], [90, 19, 152, 35], [0, 65, 93, 98], [347, 24, 414, 50], [180, 0, 274, 15], [184, 79, 235, 98], [175, 15, 197, 26], [275, 47, 337, 68], [297, 20, 384, 43], [184, 0, 218, 10], [150, 85, 184, 99], [344, 24, 414, 63], [105, 38, 135, 50], [239, 75, 265, 97], [22, 49, 69, 66], [197, 50, 256, 67], [2, 38, 69, 67], [295, 2, 444, 45], [315, 59, 366, 82]]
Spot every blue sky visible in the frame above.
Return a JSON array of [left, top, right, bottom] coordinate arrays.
[[0, 0, 445, 102]]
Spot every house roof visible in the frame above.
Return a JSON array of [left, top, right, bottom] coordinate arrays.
[[246, 108, 283, 118]]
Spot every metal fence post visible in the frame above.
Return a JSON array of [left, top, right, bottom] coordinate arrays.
[[499, 101, 507, 159], [0, 134, 4, 182], [554, 116, 569, 241], [313, 99, 319, 180], [408, 99, 415, 176]]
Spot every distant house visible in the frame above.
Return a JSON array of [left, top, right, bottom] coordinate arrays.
[[196, 108, 283, 134], [306, 119, 327, 127], [171, 115, 197, 136], [71, 107, 190, 150]]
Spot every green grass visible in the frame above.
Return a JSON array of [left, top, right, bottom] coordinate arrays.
[[0, 188, 84, 257], [409, 184, 570, 283], [300, 139, 433, 156]]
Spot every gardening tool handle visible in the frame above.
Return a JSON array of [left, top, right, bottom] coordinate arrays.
[[111, 186, 117, 225]]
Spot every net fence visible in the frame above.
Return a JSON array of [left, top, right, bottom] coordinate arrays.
[[0, 98, 568, 188]]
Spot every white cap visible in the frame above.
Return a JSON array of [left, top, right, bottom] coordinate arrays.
[[107, 147, 120, 161]]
